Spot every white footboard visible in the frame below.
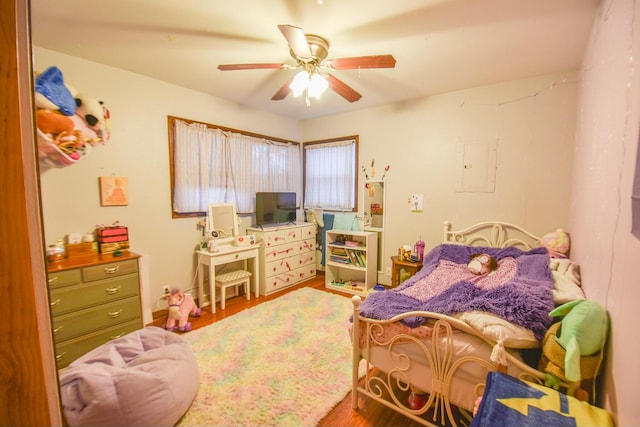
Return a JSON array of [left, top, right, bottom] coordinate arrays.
[[350, 296, 570, 427]]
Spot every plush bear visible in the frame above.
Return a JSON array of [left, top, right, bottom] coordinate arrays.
[[36, 109, 75, 138], [34, 66, 77, 116], [468, 253, 498, 275], [74, 93, 111, 143], [163, 289, 201, 332], [541, 229, 571, 258]]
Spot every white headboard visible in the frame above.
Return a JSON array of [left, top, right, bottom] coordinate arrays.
[[443, 221, 543, 250]]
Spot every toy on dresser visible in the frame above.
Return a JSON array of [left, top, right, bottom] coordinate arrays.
[[163, 289, 201, 332]]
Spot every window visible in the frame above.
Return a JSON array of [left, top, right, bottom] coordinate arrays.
[[303, 136, 358, 211], [169, 116, 300, 217]]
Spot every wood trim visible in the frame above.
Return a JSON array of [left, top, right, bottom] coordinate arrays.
[[0, 0, 62, 425], [167, 115, 300, 219], [302, 135, 360, 213]]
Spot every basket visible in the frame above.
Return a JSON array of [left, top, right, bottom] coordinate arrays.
[[36, 128, 92, 169]]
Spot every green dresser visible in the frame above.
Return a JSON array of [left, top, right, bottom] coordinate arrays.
[[47, 252, 143, 369]]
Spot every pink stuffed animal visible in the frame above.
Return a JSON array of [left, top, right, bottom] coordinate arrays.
[[163, 289, 201, 332]]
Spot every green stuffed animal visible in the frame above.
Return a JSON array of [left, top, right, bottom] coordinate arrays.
[[549, 299, 608, 382]]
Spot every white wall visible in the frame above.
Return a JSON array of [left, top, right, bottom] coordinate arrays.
[[36, 46, 579, 318], [569, 0, 640, 425], [302, 71, 579, 277], [34, 47, 300, 321]]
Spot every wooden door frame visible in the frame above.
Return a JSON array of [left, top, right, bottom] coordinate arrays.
[[1, 0, 62, 425]]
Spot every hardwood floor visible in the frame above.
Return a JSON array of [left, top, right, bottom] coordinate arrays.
[[148, 273, 426, 427]]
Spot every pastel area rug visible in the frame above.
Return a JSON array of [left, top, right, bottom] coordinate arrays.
[[176, 287, 366, 427]]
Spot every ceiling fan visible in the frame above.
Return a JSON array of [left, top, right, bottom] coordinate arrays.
[[217, 24, 396, 105]]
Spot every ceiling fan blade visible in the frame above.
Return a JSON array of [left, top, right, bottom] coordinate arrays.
[[278, 24, 312, 59], [326, 55, 397, 70], [271, 77, 293, 101], [325, 74, 362, 103], [218, 63, 287, 71]]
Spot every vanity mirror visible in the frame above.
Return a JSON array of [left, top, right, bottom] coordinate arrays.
[[206, 203, 239, 245]]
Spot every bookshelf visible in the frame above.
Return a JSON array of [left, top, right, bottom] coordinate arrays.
[[325, 229, 378, 296]]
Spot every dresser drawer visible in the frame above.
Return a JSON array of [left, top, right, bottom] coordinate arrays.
[[55, 320, 142, 369], [261, 229, 287, 247], [300, 224, 316, 240], [52, 296, 142, 342], [264, 241, 297, 262], [264, 272, 297, 294], [265, 258, 294, 277], [47, 269, 81, 289], [82, 259, 138, 282], [50, 274, 139, 316]]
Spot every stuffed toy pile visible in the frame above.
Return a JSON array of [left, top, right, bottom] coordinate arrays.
[[35, 66, 111, 165], [539, 299, 608, 401]]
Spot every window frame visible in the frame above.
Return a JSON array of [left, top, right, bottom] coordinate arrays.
[[302, 135, 359, 212], [168, 115, 300, 219]]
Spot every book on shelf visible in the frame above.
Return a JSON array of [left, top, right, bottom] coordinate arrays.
[[354, 250, 366, 267], [347, 250, 361, 267]]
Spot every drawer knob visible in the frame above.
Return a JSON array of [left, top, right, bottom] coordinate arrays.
[[110, 332, 125, 340], [52, 325, 63, 335], [48, 277, 58, 285], [104, 265, 120, 274], [107, 309, 123, 319], [105, 285, 121, 295], [234, 254, 239, 259], [50, 299, 61, 307], [55, 352, 66, 362]]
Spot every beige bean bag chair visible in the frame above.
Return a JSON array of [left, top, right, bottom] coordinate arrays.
[[59, 326, 200, 427]]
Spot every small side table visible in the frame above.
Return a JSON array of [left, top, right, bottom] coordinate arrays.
[[391, 256, 424, 287]]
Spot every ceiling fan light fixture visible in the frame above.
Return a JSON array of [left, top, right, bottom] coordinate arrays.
[[289, 70, 309, 97], [308, 73, 328, 98]]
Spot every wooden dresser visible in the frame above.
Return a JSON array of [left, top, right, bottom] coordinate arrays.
[[247, 223, 316, 296], [47, 252, 143, 369]]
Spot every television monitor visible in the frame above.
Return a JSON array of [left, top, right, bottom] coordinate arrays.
[[255, 192, 297, 227]]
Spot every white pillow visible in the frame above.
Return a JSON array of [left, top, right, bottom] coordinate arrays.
[[454, 311, 540, 349], [552, 270, 585, 304]]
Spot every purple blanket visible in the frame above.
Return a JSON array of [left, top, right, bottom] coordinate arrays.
[[358, 244, 554, 340]]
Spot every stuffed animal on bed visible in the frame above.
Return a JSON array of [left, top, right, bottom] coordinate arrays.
[[163, 289, 201, 332], [544, 299, 608, 383], [468, 253, 498, 275], [541, 229, 570, 258]]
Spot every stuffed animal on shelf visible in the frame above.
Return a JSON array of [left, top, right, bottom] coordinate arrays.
[[163, 289, 201, 332]]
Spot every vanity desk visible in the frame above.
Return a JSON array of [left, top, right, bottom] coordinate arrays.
[[195, 244, 260, 313]]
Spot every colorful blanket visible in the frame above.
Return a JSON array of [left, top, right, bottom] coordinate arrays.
[[358, 244, 554, 340], [470, 372, 613, 427]]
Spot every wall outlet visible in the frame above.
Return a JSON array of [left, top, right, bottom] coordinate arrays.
[[162, 286, 171, 296], [385, 266, 391, 276]]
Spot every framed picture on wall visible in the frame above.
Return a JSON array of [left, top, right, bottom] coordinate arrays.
[[99, 176, 129, 206]]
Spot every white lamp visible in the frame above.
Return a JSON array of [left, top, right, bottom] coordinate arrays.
[[289, 71, 309, 97], [289, 70, 328, 100], [308, 73, 329, 98]]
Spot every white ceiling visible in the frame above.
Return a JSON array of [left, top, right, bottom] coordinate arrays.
[[30, 0, 600, 121]]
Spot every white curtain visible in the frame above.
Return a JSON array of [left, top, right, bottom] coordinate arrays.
[[172, 119, 300, 213], [304, 139, 356, 210]]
